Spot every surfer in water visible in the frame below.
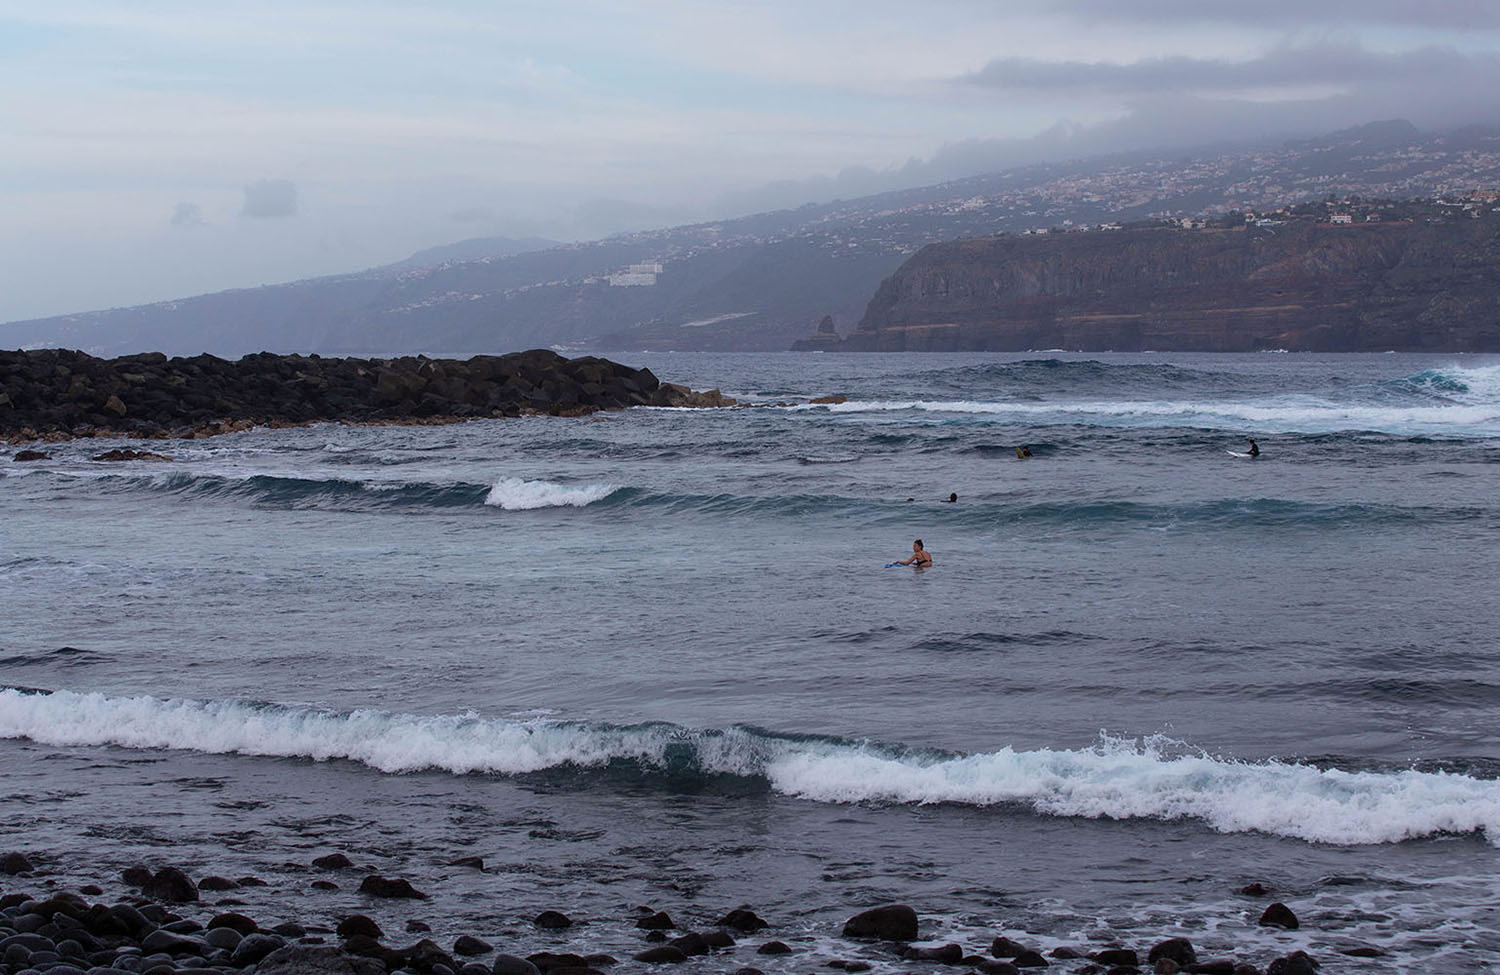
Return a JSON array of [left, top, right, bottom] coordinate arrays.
[[895, 539, 933, 567], [1248, 438, 1260, 457]]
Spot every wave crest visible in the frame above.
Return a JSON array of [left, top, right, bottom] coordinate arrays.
[[483, 477, 620, 510], [3, 688, 1497, 846]]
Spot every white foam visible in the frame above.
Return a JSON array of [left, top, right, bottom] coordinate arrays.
[[814, 393, 1500, 437], [4, 689, 1499, 846], [484, 476, 618, 510], [765, 734, 1500, 845]]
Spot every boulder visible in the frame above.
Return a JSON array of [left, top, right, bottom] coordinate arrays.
[[718, 907, 768, 932], [11, 450, 49, 461], [207, 912, 259, 936], [0, 851, 35, 874], [196, 876, 237, 891], [229, 932, 285, 966], [756, 941, 791, 955], [635, 911, 675, 931], [1149, 940, 1197, 966], [1183, 962, 1236, 974], [533, 910, 572, 929], [454, 935, 493, 956], [357, 875, 426, 899], [1257, 902, 1299, 930], [254, 943, 385, 975], [1266, 951, 1319, 975], [492, 954, 542, 975], [336, 915, 382, 940], [312, 853, 354, 870], [1094, 948, 1139, 966], [1012, 950, 1049, 968], [841, 904, 918, 941], [448, 856, 486, 870], [904, 943, 964, 963], [667, 932, 709, 957], [142, 867, 198, 903], [633, 945, 688, 964]]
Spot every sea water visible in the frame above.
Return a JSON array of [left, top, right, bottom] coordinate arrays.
[[2, 352, 1499, 971]]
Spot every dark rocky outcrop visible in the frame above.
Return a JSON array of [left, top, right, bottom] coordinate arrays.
[[841, 903, 919, 941], [141, 867, 199, 903], [1149, 938, 1198, 966], [1258, 902, 1300, 930], [1, 348, 735, 442], [839, 215, 1500, 352], [790, 314, 844, 351], [357, 875, 427, 899], [0, 852, 33, 874]]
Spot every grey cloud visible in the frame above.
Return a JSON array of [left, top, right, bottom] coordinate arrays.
[[1048, 0, 1500, 30], [169, 202, 204, 227], [449, 206, 496, 224], [963, 42, 1495, 95], [241, 179, 298, 219]]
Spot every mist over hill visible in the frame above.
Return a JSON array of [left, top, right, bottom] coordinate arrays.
[[5, 119, 1500, 357]]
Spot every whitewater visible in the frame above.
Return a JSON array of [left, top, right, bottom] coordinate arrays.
[[4, 351, 1500, 972]]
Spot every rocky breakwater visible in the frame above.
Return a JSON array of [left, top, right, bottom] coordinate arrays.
[[0, 349, 736, 442], [833, 214, 1500, 352]]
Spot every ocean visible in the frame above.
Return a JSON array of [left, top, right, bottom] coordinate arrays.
[[3, 351, 1499, 972]]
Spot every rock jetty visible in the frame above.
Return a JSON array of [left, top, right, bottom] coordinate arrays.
[[0, 348, 736, 442]]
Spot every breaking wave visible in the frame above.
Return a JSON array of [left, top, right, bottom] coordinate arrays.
[[3, 687, 1498, 846]]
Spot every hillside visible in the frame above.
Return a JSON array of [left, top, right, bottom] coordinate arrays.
[[6, 119, 1500, 356], [840, 206, 1500, 352]]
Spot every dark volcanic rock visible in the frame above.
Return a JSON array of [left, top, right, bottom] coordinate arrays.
[[0, 851, 34, 873], [1258, 902, 1300, 930], [1093, 947, 1139, 966], [636, 910, 675, 931], [358, 874, 427, 899], [1266, 951, 1319, 975], [0, 348, 729, 441], [448, 856, 486, 870], [634, 945, 689, 963], [904, 943, 964, 963], [718, 907, 768, 932], [992, 937, 1031, 958], [207, 912, 259, 936], [142, 867, 198, 903], [455, 935, 494, 956], [256, 943, 384, 975], [1012, 949, 1050, 967], [229, 932, 286, 966], [493, 954, 542, 975], [11, 449, 49, 461], [196, 875, 237, 891], [337, 915, 383, 940], [313, 853, 354, 870], [1149, 939, 1198, 966], [841, 904, 918, 941], [534, 909, 572, 929], [756, 942, 791, 955]]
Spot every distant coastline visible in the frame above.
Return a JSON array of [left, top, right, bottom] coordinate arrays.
[[809, 198, 1500, 353]]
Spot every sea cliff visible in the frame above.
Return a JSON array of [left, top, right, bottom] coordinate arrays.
[[835, 214, 1500, 352]]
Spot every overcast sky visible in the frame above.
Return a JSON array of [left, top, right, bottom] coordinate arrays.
[[3, 0, 1500, 323]]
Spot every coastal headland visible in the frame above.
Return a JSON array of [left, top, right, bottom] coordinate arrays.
[[0, 349, 734, 443], [829, 207, 1500, 352]]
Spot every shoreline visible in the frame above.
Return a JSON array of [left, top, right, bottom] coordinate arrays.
[[0, 849, 1355, 975]]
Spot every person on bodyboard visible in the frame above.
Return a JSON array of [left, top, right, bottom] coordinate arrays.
[[887, 539, 933, 568]]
